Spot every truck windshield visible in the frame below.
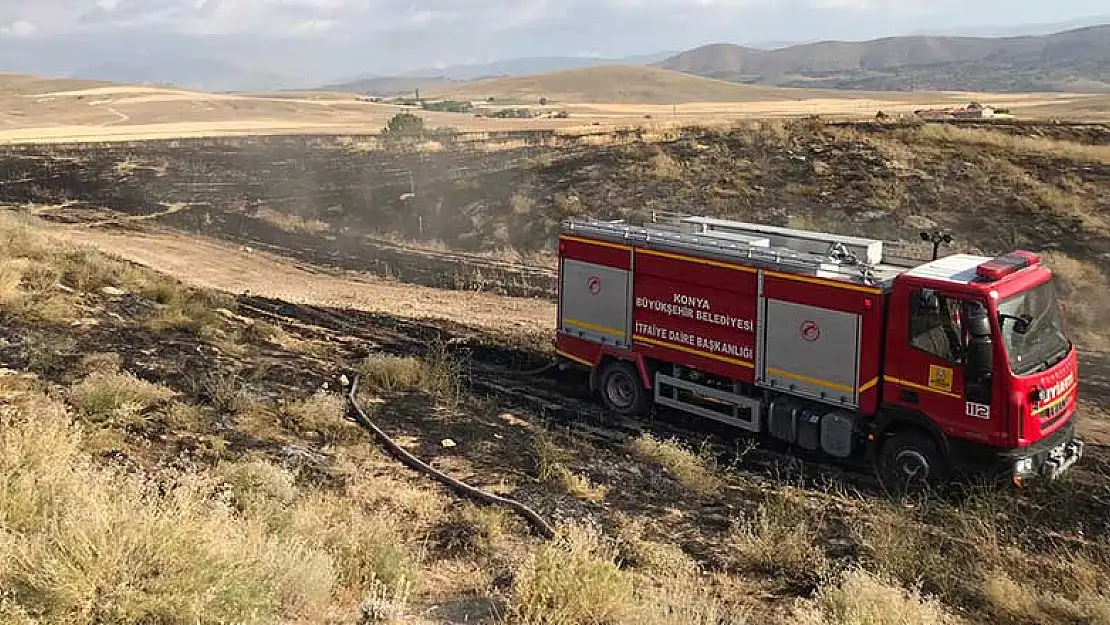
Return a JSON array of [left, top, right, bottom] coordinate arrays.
[[998, 279, 1071, 376]]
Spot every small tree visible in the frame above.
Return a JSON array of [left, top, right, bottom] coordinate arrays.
[[539, 97, 548, 106], [383, 112, 425, 139]]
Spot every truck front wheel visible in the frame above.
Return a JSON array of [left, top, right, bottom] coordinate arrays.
[[599, 361, 649, 417], [878, 430, 947, 493]]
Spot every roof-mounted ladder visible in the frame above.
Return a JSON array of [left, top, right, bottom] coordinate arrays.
[[562, 217, 888, 286]]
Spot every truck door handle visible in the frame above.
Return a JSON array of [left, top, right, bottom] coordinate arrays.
[[901, 390, 919, 404]]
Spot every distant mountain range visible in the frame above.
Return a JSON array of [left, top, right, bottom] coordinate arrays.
[[70, 59, 294, 93], [12, 18, 1109, 96], [654, 24, 1110, 93]]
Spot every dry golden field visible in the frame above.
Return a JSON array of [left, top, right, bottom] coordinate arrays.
[[3, 67, 1109, 145]]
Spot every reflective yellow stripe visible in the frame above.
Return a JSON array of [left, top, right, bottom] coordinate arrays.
[[556, 349, 593, 367], [859, 377, 880, 394], [767, 367, 855, 394], [634, 335, 756, 369], [563, 317, 625, 337], [637, 248, 757, 273], [1033, 385, 1077, 416], [560, 235, 632, 251], [883, 376, 962, 399], [763, 269, 883, 294]]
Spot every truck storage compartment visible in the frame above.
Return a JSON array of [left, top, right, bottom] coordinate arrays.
[[760, 298, 862, 409], [558, 257, 632, 348]]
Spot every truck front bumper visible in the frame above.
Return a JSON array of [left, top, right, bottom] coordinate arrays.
[[1009, 422, 1084, 483]]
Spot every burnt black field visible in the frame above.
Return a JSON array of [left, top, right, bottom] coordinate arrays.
[[2, 121, 1109, 294]]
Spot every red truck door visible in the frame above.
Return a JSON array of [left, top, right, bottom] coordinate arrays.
[[884, 286, 996, 445]]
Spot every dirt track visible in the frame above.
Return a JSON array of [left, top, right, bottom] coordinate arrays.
[[54, 226, 555, 337]]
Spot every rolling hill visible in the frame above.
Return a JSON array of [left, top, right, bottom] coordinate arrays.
[[657, 24, 1110, 92], [422, 65, 892, 104], [319, 52, 679, 96]]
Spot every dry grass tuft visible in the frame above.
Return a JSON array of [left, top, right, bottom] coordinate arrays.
[[510, 523, 636, 625], [525, 431, 607, 501], [793, 567, 960, 625], [727, 494, 828, 582], [528, 430, 569, 482], [628, 433, 719, 495], [649, 151, 683, 180], [510, 522, 745, 625], [0, 260, 25, 307], [163, 401, 208, 431], [290, 493, 419, 594], [637, 580, 747, 625], [279, 391, 361, 442], [0, 394, 336, 625], [0, 258, 78, 324], [147, 288, 236, 337], [983, 570, 1043, 622], [217, 457, 298, 518], [0, 212, 52, 260], [76, 352, 124, 377], [432, 503, 513, 560], [254, 207, 331, 234], [611, 515, 699, 579], [241, 319, 284, 343], [558, 469, 608, 503], [853, 508, 973, 599], [983, 567, 1110, 625], [343, 465, 448, 535], [68, 369, 176, 426], [511, 192, 536, 216], [57, 247, 142, 292], [359, 577, 414, 624], [358, 352, 460, 404], [186, 368, 250, 415]]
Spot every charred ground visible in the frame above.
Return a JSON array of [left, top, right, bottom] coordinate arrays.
[[3, 120, 1110, 290]]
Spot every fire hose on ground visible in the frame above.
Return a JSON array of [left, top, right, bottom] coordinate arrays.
[[344, 374, 557, 539]]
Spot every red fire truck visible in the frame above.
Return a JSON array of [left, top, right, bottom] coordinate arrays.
[[554, 216, 1084, 488]]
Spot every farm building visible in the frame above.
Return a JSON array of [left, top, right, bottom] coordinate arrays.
[[914, 103, 996, 120]]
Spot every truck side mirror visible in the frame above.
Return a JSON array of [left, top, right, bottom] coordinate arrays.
[[999, 313, 1033, 335], [965, 302, 993, 383]]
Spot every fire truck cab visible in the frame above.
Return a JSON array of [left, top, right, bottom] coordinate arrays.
[[555, 216, 1084, 489]]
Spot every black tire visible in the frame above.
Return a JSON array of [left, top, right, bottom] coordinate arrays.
[[599, 361, 650, 417], [878, 430, 947, 494]]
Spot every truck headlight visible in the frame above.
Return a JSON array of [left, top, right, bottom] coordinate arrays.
[[1014, 458, 1034, 475]]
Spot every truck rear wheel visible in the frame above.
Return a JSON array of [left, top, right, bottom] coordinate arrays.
[[599, 361, 649, 417], [878, 431, 947, 494]]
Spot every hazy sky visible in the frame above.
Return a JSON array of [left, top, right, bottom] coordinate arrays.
[[0, 0, 1107, 81]]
